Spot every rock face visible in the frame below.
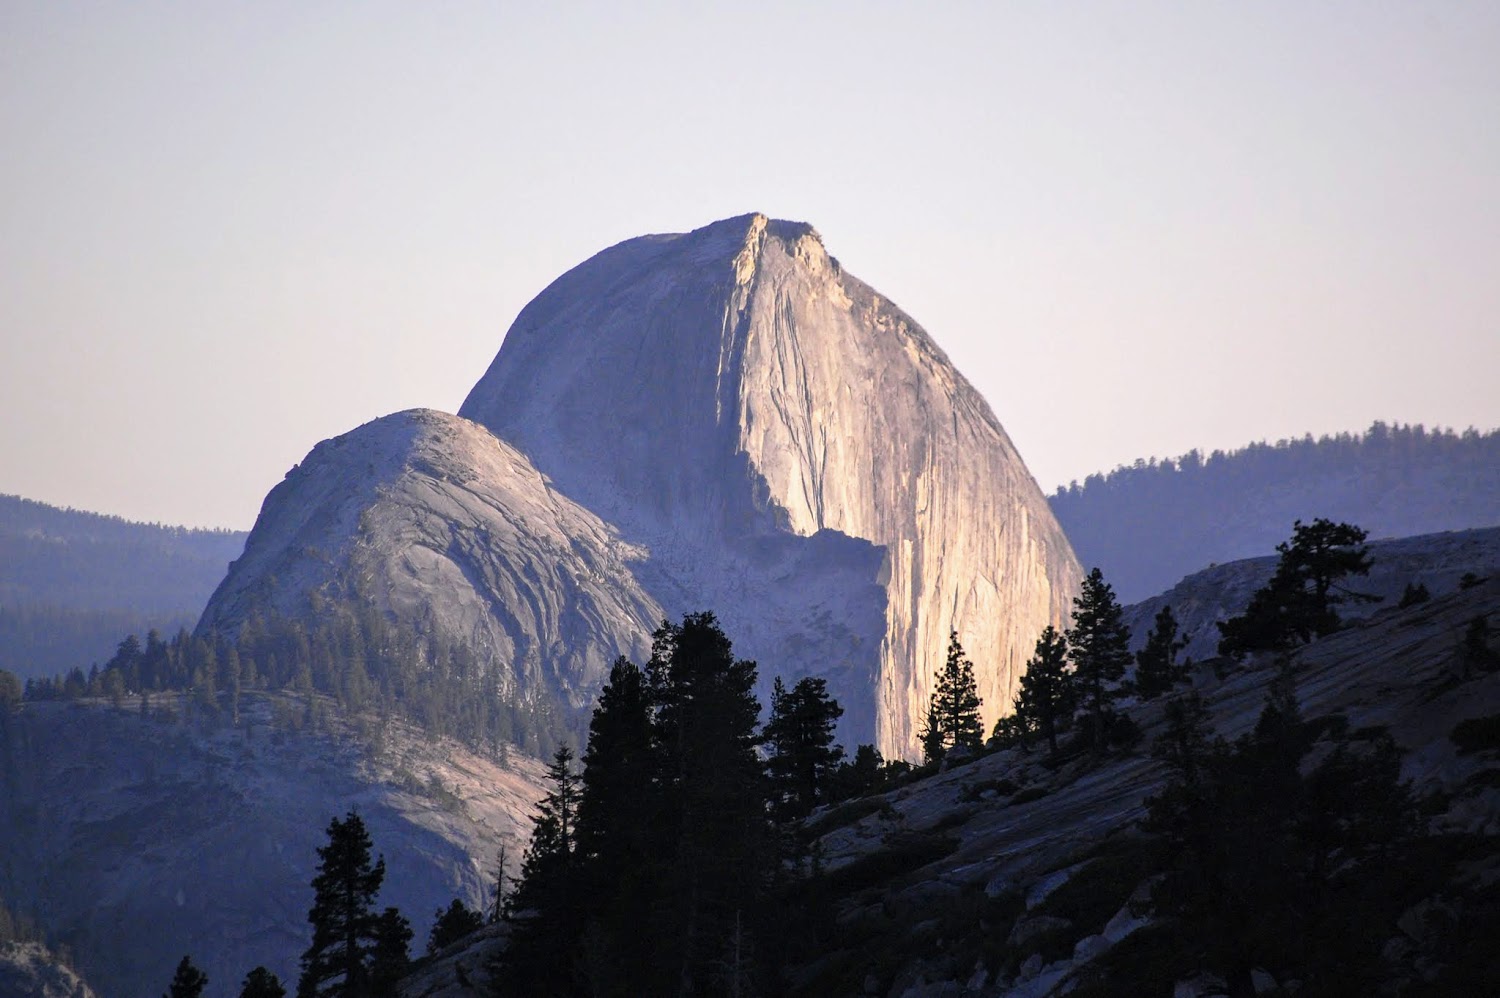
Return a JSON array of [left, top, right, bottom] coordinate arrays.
[[0, 695, 545, 998], [0, 942, 98, 998], [461, 213, 1082, 755], [198, 408, 662, 708]]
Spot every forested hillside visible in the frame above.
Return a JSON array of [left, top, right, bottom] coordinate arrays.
[[0, 495, 245, 679], [1050, 422, 1500, 603]]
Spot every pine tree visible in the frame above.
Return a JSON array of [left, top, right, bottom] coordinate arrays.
[[164, 955, 208, 998], [1460, 615, 1496, 676], [1218, 519, 1375, 657], [919, 707, 945, 766], [368, 907, 411, 998], [239, 967, 286, 998], [297, 811, 387, 998], [829, 743, 889, 799], [574, 658, 655, 881], [500, 745, 583, 994], [1014, 626, 1073, 756], [486, 846, 509, 924], [495, 614, 775, 997], [570, 656, 660, 995], [644, 612, 769, 996], [428, 899, 484, 955], [990, 708, 1033, 751], [1067, 568, 1131, 751], [509, 745, 580, 916], [0, 669, 20, 710], [1142, 665, 1420, 993], [922, 631, 984, 764], [763, 675, 846, 820], [1134, 604, 1187, 699]]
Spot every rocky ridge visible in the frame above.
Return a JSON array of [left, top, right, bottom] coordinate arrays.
[[198, 409, 663, 710], [1122, 526, 1500, 662]]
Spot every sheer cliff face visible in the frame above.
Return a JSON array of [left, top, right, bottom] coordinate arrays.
[[461, 214, 1083, 756], [198, 409, 662, 704]]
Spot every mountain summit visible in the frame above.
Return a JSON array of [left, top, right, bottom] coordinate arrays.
[[461, 213, 1082, 754], [203, 215, 1078, 756]]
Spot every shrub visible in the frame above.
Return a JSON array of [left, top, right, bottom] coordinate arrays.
[[1451, 714, 1500, 754]]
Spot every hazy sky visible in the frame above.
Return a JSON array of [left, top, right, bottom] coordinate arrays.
[[3, 2, 1497, 528]]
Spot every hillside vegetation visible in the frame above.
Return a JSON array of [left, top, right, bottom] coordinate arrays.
[[1051, 423, 1500, 603]]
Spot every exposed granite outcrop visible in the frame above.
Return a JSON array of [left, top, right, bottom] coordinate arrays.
[[461, 213, 1083, 755], [198, 408, 663, 708]]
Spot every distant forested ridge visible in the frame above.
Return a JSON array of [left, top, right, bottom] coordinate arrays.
[[1050, 422, 1500, 604], [0, 495, 246, 679]]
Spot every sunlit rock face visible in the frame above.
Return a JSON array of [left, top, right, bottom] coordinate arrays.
[[198, 408, 663, 706], [461, 214, 1083, 756], [0, 941, 98, 998]]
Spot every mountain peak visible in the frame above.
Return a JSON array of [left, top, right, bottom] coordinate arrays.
[[461, 215, 1080, 756]]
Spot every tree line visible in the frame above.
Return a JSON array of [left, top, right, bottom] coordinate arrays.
[[1049, 420, 1500, 602], [23, 600, 577, 761], [0, 493, 243, 615]]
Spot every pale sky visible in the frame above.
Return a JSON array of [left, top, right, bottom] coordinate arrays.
[[3, 2, 1497, 529]]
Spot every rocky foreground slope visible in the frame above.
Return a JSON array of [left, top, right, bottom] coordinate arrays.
[[461, 213, 1081, 756], [0, 694, 546, 998], [406, 531, 1500, 997]]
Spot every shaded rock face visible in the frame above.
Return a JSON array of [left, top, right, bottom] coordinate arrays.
[[0, 697, 544, 998], [461, 213, 1082, 756], [198, 409, 662, 707]]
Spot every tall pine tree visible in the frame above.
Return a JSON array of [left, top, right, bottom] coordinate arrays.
[[1134, 604, 1187, 699], [368, 907, 412, 998], [1067, 568, 1131, 751], [1218, 519, 1375, 656], [645, 613, 769, 996], [163, 955, 208, 998], [1014, 626, 1073, 756], [571, 656, 660, 996], [297, 811, 387, 998], [921, 631, 984, 764], [500, 746, 583, 994], [763, 675, 846, 821], [495, 614, 778, 997]]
